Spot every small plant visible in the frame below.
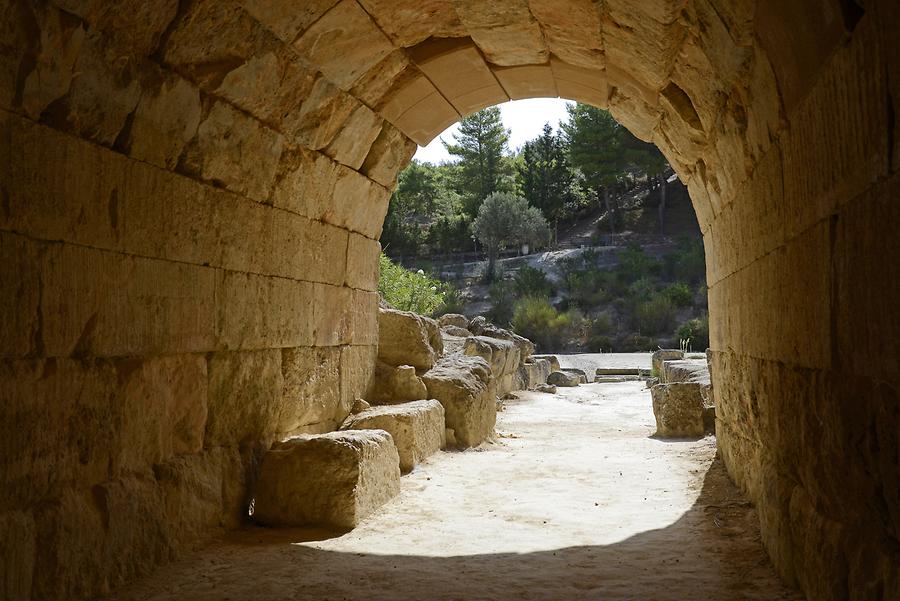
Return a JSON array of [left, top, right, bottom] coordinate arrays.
[[378, 253, 447, 315], [511, 297, 574, 351], [675, 313, 709, 350], [514, 265, 553, 299], [663, 282, 694, 307], [633, 294, 675, 335], [487, 276, 517, 326]]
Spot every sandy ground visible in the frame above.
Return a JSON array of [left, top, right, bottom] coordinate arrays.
[[111, 382, 800, 601]]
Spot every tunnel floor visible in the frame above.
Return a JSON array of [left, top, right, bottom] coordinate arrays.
[[111, 382, 800, 600]]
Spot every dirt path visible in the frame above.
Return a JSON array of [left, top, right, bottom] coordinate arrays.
[[112, 382, 800, 601]]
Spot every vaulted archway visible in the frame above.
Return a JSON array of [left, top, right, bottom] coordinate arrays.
[[1, 1, 898, 599]]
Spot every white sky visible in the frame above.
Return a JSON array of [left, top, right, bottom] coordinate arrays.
[[413, 98, 574, 164]]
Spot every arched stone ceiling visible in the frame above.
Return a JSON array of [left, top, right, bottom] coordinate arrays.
[[237, 0, 809, 233]]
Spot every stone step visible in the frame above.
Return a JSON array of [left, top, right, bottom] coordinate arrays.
[[342, 400, 446, 473], [253, 430, 400, 529]]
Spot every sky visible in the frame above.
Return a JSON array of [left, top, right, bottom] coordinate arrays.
[[413, 98, 574, 164]]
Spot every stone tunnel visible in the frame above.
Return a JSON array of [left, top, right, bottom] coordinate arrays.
[[0, 0, 898, 599]]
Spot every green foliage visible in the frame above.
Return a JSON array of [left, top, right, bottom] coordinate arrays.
[[563, 267, 609, 308], [487, 276, 516, 326], [585, 313, 614, 352], [378, 253, 446, 315], [436, 287, 466, 316], [665, 237, 706, 284], [513, 265, 553, 299], [676, 313, 710, 351], [443, 107, 514, 217], [511, 297, 574, 351], [633, 294, 676, 335], [664, 282, 694, 307], [617, 333, 655, 352], [517, 123, 584, 231], [473, 192, 550, 278], [616, 244, 659, 282]]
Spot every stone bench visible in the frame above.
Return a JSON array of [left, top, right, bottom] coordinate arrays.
[[342, 400, 445, 473], [253, 430, 400, 529]]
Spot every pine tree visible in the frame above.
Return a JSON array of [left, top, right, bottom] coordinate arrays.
[[443, 107, 512, 217]]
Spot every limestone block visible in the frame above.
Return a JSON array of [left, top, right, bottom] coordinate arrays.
[[271, 146, 340, 219], [455, 0, 548, 66], [350, 398, 370, 414], [547, 371, 580, 387], [651, 383, 705, 438], [332, 166, 392, 238], [312, 284, 354, 347], [662, 359, 710, 385], [270, 211, 349, 286], [351, 50, 410, 109], [562, 367, 589, 383], [652, 349, 685, 377], [115, 354, 208, 472], [342, 400, 445, 472], [239, 0, 339, 44], [550, 58, 609, 108], [410, 38, 509, 115], [340, 345, 378, 406], [535, 383, 557, 394], [288, 76, 356, 150], [379, 70, 460, 146], [493, 64, 558, 99], [368, 363, 428, 404], [216, 272, 315, 350], [125, 71, 201, 169], [181, 101, 284, 203], [421, 355, 497, 448], [442, 325, 472, 337], [78, 0, 178, 56], [40, 244, 218, 357], [0, 511, 35, 601], [253, 430, 400, 528], [324, 103, 383, 169], [532, 354, 561, 373], [464, 336, 520, 378], [377, 307, 439, 370], [293, 0, 394, 89], [528, 0, 604, 69], [358, 0, 465, 47], [349, 289, 379, 347], [205, 349, 285, 446], [280, 346, 344, 433], [361, 123, 418, 188], [0, 233, 41, 357], [438, 314, 469, 329], [523, 358, 551, 389], [155, 446, 247, 548], [346, 234, 381, 291], [14, 3, 85, 120]]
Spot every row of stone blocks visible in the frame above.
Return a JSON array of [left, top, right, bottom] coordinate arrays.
[[650, 349, 716, 438]]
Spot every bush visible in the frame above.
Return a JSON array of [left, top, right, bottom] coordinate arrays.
[[511, 297, 574, 351], [664, 282, 694, 307], [586, 313, 615, 352], [617, 244, 659, 282], [665, 237, 706, 284], [563, 267, 609, 308], [487, 277, 516, 326], [378, 253, 446, 315], [435, 286, 465, 316], [633, 294, 675, 335], [616, 333, 655, 352], [627, 277, 656, 303], [514, 265, 553, 299], [675, 313, 709, 351]]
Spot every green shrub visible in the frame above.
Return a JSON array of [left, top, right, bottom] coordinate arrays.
[[675, 313, 710, 351], [617, 244, 660, 282], [511, 297, 573, 351], [633, 294, 675, 335], [617, 333, 655, 352], [627, 277, 656, 303], [487, 277, 516, 326], [378, 253, 446, 315], [586, 313, 615, 352], [665, 237, 706, 284], [435, 286, 465, 316], [563, 267, 609, 308], [514, 265, 553, 299], [664, 282, 694, 307]]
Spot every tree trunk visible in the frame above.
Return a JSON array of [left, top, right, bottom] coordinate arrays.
[[658, 173, 667, 235]]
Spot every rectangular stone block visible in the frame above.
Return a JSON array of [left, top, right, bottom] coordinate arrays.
[[330, 166, 392, 239], [360, 123, 417, 188], [340, 345, 377, 406], [205, 349, 285, 447], [324, 103, 383, 170], [0, 233, 41, 358], [379, 70, 460, 146], [271, 145, 340, 219], [280, 346, 344, 432], [0, 511, 35, 601], [342, 399, 445, 472], [528, 0, 604, 70], [345, 234, 380, 291], [421, 355, 496, 448], [40, 244, 218, 357], [493, 64, 558, 100], [253, 430, 400, 528], [651, 383, 705, 437]]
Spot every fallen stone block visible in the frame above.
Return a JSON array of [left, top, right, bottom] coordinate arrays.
[[535, 383, 557, 394], [532, 354, 561, 373], [253, 430, 400, 528], [441, 324, 472, 337], [342, 400, 445, 473], [595, 367, 644, 376], [652, 349, 684, 376], [368, 362, 428, 403], [421, 355, 496, 448], [522, 358, 551, 389], [464, 336, 520, 378], [562, 367, 589, 383], [437, 313, 469, 329], [651, 383, 705, 438], [377, 307, 439, 370], [662, 359, 710, 385], [548, 371, 580, 387]]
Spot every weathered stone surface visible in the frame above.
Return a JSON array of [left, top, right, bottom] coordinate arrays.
[[368, 363, 428, 404], [342, 399, 445, 472], [239, 0, 339, 44], [253, 430, 400, 528], [441, 325, 472, 337], [361, 123, 417, 187], [522, 358, 551, 389], [125, 72, 201, 169], [340, 345, 378, 406], [662, 359, 710, 385], [562, 367, 589, 383], [532, 354, 561, 373], [463, 336, 520, 379], [652, 349, 685, 376], [324, 103, 383, 169], [180, 101, 283, 203], [651, 383, 705, 438], [421, 355, 496, 448], [535, 383, 557, 394], [547, 371, 580, 387], [0, 511, 35, 601], [280, 346, 346, 433], [377, 307, 439, 370], [358, 0, 465, 47], [438, 314, 469, 329]]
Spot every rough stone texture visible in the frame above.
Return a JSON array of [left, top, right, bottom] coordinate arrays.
[[437, 314, 469, 329], [342, 399, 445, 472], [421, 355, 497, 448], [547, 371, 580, 387], [253, 430, 400, 529], [368, 363, 428, 404], [535, 383, 557, 394], [561, 367, 590, 383], [441, 325, 472, 337], [651, 383, 706, 438], [522, 358, 551, 389], [376, 307, 439, 370], [532, 354, 561, 373], [652, 349, 685, 376]]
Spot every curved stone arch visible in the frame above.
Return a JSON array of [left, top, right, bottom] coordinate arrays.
[[0, 1, 897, 600]]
